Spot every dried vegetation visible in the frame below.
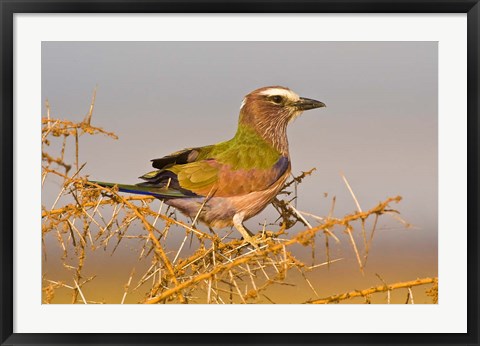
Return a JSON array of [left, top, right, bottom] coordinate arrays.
[[41, 93, 438, 304]]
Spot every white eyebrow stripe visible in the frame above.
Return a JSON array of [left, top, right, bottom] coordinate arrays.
[[240, 97, 247, 109], [259, 88, 299, 100]]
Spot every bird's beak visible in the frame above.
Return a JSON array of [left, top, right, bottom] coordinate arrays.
[[294, 97, 326, 111]]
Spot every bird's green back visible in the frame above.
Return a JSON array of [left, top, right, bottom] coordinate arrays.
[[164, 123, 285, 196], [197, 123, 282, 169]]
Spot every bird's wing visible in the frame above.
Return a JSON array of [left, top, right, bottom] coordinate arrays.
[[138, 148, 290, 198], [138, 146, 213, 197], [150, 147, 209, 170]]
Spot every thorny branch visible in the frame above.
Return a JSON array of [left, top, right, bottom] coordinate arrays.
[[307, 277, 438, 304], [41, 95, 437, 304]]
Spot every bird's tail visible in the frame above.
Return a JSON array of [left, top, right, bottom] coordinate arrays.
[[89, 181, 187, 199]]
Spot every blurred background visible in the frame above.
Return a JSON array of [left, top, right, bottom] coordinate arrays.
[[42, 41, 437, 303]]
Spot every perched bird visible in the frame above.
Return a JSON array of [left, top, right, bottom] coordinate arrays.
[[93, 86, 325, 246]]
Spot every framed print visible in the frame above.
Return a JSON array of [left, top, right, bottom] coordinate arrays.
[[1, 1, 479, 345]]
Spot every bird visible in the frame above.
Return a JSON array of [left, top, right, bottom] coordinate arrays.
[[92, 86, 326, 246]]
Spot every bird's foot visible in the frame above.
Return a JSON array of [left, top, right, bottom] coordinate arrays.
[[238, 230, 279, 249], [233, 214, 260, 249], [248, 230, 276, 246], [242, 235, 260, 249], [239, 231, 278, 249], [242, 231, 278, 249]]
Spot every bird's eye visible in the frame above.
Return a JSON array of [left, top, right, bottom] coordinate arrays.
[[271, 95, 283, 104]]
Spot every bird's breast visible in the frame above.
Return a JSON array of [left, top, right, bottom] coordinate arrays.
[[165, 164, 291, 228], [206, 155, 290, 197], [229, 165, 291, 221]]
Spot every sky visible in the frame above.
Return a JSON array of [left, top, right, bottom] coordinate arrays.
[[41, 41, 438, 303]]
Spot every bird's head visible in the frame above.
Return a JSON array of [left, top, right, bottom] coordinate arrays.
[[239, 86, 325, 128], [236, 86, 326, 154]]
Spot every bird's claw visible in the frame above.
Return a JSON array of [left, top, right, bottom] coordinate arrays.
[[241, 231, 277, 249], [242, 235, 260, 249]]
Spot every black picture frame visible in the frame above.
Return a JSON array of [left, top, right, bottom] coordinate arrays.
[[1, 1, 478, 345]]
